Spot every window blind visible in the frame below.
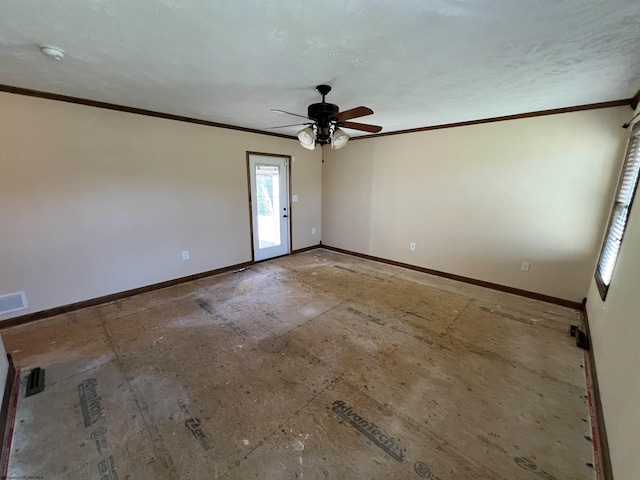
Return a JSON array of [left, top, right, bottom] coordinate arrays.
[[595, 123, 640, 299]]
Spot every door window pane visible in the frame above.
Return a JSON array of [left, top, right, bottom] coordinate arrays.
[[256, 165, 281, 249]]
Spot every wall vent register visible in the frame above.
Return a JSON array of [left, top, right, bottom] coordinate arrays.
[[0, 291, 28, 314]]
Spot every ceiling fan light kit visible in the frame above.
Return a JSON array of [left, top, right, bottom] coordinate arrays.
[[271, 85, 382, 150]]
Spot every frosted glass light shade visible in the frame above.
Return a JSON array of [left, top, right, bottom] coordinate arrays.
[[297, 127, 315, 147], [332, 128, 350, 149]]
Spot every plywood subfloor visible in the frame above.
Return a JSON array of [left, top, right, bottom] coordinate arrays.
[[2, 249, 596, 479]]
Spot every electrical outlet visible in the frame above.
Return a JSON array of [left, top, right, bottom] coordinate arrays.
[[410, 242, 416, 251], [312, 228, 316, 235], [521, 261, 530, 271], [182, 250, 189, 260]]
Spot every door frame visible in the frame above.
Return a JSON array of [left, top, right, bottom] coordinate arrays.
[[246, 151, 293, 262]]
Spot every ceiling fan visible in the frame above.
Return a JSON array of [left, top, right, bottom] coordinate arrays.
[[270, 85, 382, 150]]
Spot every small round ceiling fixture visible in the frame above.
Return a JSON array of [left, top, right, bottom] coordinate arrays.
[[40, 45, 65, 60]]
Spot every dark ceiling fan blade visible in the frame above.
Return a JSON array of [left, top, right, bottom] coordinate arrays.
[[341, 121, 382, 133], [266, 122, 313, 129], [271, 109, 311, 120], [334, 106, 374, 122]]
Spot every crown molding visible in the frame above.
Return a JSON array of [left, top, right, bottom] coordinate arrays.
[[0, 84, 296, 140]]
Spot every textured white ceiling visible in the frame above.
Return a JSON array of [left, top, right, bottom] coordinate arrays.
[[1, 0, 639, 136]]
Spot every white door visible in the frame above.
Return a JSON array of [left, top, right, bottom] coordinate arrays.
[[249, 154, 290, 261]]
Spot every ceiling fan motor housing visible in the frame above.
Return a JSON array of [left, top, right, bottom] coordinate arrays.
[[308, 102, 339, 144], [308, 102, 339, 125]]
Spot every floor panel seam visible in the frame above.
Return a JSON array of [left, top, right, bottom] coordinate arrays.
[[100, 316, 182, 477], [224, 375, 341, 476]]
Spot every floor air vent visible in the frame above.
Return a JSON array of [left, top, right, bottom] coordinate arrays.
[[0, 292, 28, 314], [570, 325, 590, 350], [26, 367, 45, 397]]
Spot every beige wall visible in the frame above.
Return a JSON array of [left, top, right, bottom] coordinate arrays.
[[0, 93, 321, 319], [585, 111, 640, 480], [323, 107, 630, 302]]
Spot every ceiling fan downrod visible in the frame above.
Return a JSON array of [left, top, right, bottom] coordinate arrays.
[[315, 84, 332, 102]]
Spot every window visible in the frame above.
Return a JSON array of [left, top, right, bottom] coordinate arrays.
[[595, 123, 640, 300]]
